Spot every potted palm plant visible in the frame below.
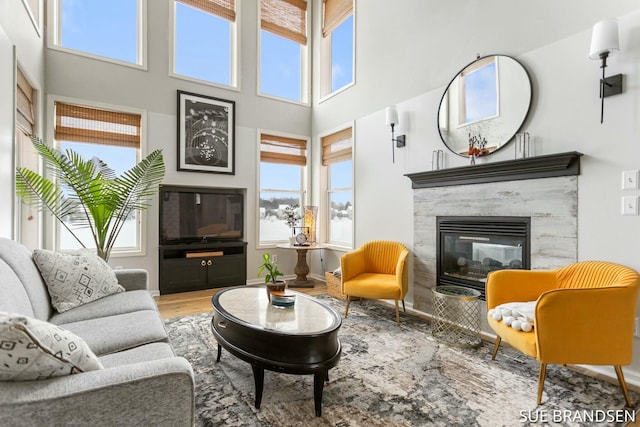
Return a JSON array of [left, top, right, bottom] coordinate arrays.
[[15, 136, 165, 261], [257, 253, 286, 300]]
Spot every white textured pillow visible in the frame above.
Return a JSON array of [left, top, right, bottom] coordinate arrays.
[[32, 249, 125, 313], [0, 312, 103, 381]]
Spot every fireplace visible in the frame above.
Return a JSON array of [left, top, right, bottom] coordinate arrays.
[[437, 216, 531, 299]]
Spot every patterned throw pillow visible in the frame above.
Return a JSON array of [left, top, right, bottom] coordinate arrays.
[[32, 249, 125, 313], [0, 312, 103, 381]]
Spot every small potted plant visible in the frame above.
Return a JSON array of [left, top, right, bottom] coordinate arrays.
[[257, 253, 286, 300]]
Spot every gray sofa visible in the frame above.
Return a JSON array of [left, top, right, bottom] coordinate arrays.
[[0, 238, 195, 426]]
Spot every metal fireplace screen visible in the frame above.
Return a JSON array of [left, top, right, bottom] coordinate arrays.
[[436, 216, 531, 300]]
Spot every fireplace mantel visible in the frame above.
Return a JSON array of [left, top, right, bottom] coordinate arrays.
[[405, 151, 583, 189]]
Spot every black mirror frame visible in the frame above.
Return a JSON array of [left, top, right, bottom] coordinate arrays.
[[437, 54, 532, 158]]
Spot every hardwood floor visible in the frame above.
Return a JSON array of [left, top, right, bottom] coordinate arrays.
[[154, 280, 328, 319]]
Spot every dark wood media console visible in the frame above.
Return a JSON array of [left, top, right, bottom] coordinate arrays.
[[159, 241, 247, 294]]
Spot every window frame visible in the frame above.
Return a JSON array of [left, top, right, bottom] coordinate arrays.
[[47, 0, 148, 70], [169, 0, 240, 91], [320, 123, 354, 249], [257, 0, 310, 106], [458, 56, 499, 127], [319, 0, 355, 103], [256, 129, 310, 248], [21, 0, 42, 37], [46, 95, 148, 258]]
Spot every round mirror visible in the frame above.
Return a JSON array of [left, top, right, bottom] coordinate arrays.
[[437, 55, 532, 157]]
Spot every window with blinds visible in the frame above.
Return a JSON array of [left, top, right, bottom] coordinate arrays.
[[321, 0, 354, 97], [54, 101, 142, 253], [259, 0, 309, 103], [16, 69, 35, 136], [322, 126, 353, 247], [260, 133, 307, 166], [258, 132, 308, 245], [55, 102, 141, 148], [174, 0, 237, 87]]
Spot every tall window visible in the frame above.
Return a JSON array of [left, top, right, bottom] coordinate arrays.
[[259, 0, 308, 103], [174, 0, 237, 87], [321, 0, 354, 98], [54, 101, 142, 254], [52, 0, 144, 66], [259, 132, 307, 245], [322, 127, 352, 247]]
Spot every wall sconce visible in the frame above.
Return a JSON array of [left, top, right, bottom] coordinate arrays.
[[385, 105, 406, 163], [589, 19, 623, 124]]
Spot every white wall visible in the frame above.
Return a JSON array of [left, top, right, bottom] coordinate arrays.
[[43, 1, 311, 289]]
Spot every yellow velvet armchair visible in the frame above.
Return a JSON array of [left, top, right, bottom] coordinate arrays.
[[486, 261, 640, 406], [340, 240, 409, 324]]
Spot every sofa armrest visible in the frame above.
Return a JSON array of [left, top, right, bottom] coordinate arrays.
[[0, 357, 194, 427], [485, 269, 557, 310], [535, 286, 637, 365], [115, 269, 148, 291]]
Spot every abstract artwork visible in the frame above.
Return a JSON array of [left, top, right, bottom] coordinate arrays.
[[177, 90, 235, 174]]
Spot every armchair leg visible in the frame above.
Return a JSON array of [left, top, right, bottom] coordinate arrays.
[[395, 300, 400, 325], [345, 296, 351, 319], [614, 365, 633, 407], [537, 363, 547, 405], [402, 300, 406, 312], [491, 337, 501, 360]]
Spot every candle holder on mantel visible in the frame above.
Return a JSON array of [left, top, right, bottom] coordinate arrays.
[[515, 132, 531, 159]]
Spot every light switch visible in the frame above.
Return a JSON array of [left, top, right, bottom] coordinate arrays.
[[622, 196, 638, 216], [622, 170, 639, 190]]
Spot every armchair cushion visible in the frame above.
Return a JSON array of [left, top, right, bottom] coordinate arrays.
[[32, 249, 124, 313], [0, 312, 102, 381]]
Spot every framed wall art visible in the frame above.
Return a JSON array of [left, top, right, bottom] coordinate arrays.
[[177, 90, 235, 174]]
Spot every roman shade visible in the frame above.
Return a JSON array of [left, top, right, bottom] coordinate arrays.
[[54, 102, 141, 148], [261, 0, 307, 45], [16, 68, 35, 135], [176, 0, 236, 22], [322, 127, 352, 166], [323, 0, 352, 37], [260, 133, 307, 166]]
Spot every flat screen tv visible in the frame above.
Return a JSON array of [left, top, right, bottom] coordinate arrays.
[[159, 185, 244, 245]]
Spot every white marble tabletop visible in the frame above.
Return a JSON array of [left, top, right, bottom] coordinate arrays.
[[216, 286, 338, 334]]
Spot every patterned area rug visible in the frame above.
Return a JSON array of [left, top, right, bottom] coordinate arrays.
[[164, 296, 638, 426]]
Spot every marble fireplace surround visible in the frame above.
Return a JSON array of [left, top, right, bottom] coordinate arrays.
[[406, 152, 582, 316]]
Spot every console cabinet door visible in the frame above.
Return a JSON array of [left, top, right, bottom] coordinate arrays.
[[162, 258, 208, 293], [207, 254, 246, 287]]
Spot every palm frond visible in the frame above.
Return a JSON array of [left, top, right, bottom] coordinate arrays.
[[16, 138, 165, 260]]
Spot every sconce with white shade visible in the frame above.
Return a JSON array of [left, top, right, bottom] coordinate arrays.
[[385, 105, 406, 163], [589, 19, 623, 124]]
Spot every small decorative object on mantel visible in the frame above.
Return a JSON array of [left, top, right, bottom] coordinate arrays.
[[515, 132, 531, 159], [468, 132, 490, 165], [432, 150, 444, 170]]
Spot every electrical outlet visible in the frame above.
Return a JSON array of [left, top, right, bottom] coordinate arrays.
[[622, 196, 638, 216], [635, 318, 640, 338], [272, 254, 278, 263], [622, 170, 639, 190]]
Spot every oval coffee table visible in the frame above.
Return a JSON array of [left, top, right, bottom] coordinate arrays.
[[210, 285, 342, 416]]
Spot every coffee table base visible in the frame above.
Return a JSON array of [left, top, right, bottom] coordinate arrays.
[[213, 340, 339, 417]]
